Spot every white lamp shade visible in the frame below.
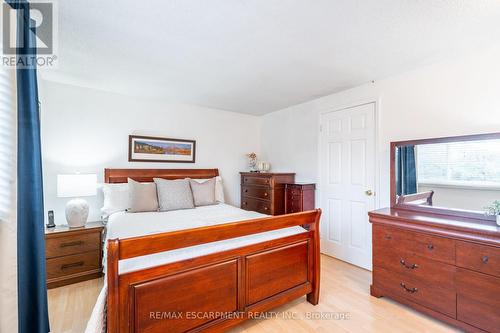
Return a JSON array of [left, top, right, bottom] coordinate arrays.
[[57, 174, 97, 198]]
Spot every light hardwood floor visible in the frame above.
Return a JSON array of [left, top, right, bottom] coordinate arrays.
[[48, 255, 460, 333]]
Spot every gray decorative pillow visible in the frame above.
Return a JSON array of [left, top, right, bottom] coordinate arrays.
[[154, 178, 195, 211], [127, 178, 159, 213], [189, 178, 216, 206]]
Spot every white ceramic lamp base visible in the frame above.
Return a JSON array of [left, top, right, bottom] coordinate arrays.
[[65, 198, 89, 228]]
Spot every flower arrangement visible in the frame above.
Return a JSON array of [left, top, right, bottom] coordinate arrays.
[[484, 200, 500, 226], [246, 152, 257, 172]]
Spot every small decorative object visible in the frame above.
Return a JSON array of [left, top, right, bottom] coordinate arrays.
[[257, 161, 271, 173], [485, 200, 500, 226], [57, 174, 97, 228], [246, 152, 258, 172], [46, 210, 56, 228], [129, 135, 196, 163]]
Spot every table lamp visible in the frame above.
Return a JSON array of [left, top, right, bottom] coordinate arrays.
[[57, 174, 97, 228]]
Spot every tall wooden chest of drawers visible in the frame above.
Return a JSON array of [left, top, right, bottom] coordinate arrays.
[[285, 183, 316, 214], [240, 172, 295, 215], [369, 208, 500, 333]]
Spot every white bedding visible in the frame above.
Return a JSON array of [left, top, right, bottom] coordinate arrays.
[[86, 203, 306, 333], [106, 203, 306, 274]]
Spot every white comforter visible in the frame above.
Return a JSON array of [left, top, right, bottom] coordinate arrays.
[[85, 204, 306, 333]]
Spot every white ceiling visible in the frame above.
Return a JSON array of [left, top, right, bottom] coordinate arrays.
[[42, 0, 500, 115]]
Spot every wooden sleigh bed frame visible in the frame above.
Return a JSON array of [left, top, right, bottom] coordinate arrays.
[[105, 168, 322, 333]]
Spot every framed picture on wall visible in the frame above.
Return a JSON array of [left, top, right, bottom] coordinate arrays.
[[128, 135, 196, 163]]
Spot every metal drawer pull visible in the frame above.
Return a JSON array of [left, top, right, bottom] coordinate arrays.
[[427, 243, 434, 250], [264, 207, 268, 210], [264, 192, 268, 197], [400, 259, 418, 269], [244, 189, 248, 193], [482, 256, 489, 263], [60, 241, 84, 248], [243, 202, 247, 205], [400, 282, 418, 293], [61, 261, 84, 270]]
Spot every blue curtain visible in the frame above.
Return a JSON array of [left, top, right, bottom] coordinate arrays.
[[396, 145, 417, 196], [6, 0, 50, 332]]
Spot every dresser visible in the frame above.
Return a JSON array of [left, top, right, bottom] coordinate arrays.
[[369, 208, 500, 333], [45, 222, 104, 289], [285, 183, 315, 214], [240, 172, 295, 215]]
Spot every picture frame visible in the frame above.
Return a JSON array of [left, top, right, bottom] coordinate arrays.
[[128, 135, 196, 163]]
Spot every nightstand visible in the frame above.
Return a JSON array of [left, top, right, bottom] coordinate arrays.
[[45, 221, 104, 289]]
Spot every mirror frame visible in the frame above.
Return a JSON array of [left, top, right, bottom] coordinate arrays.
[[390, 132, 500, 221]]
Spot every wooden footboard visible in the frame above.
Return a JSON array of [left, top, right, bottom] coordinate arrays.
[[107, 209, 321, 333]]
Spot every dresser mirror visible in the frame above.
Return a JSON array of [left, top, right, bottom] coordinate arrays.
[[390, 133, 500, 220]]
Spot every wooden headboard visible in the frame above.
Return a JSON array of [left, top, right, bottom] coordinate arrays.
[[104, 168, 219, 183]]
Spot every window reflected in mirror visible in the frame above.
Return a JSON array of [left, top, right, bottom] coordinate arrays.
[[395, 138, 500, 213]]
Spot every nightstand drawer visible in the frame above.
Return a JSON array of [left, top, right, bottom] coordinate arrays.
[[46, 232, 100, 258], [46, 250, 100, 279]]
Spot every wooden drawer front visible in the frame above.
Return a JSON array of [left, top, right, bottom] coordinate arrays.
[[242, 185, 271, 201], [457, 268, 500, 333], [286, 195, 302, 213], [246, 242, 308, 305], [373, 267, 456, 318], [287, 186, 301, 196], [413, 233, 455, 265], [373, 250, 456, 287], [373, 225, 455, 265], [46, 232, 100, 258], [373, 225, 415, 253], [456, 241, 500, 277], [242, 176, 272, 187], [241, 197, 271, 215], [46, 251, 100, 279]]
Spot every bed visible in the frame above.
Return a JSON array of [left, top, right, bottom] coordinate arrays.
[[102, 168, 321, 333]]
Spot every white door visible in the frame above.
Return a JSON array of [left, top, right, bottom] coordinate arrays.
[[319, 103, 376, 270]]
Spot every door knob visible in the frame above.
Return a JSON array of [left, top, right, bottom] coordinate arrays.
[[365, 190, 373, 196]]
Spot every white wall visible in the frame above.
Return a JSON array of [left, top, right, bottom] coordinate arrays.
[[418, 184, 500, 212], [260, 46, 500, 209], [39, 81, 261, 225]]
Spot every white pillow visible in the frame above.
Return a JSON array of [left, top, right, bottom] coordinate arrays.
[[101, 183, 129, 216], [190, 176, 225, 203]]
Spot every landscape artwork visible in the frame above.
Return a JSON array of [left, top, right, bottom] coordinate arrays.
[[128, 135, 196, 163]]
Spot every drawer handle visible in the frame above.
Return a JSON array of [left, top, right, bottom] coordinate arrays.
[[243, 202, 247, 206], [244, 189, 248, 193], [264, 207, 268, 211], [427, 243, 434, 250], [400, 282, 418, 294], [245, 179, 248, 182], [400, 259, 418, 270], [265, 180, 269, 184], [264, 192, 268, 197], [60, 241, 84, 248], [482, 255, 489, 263], [61, 261, 84, 270], [384, 235, 392, 240]]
